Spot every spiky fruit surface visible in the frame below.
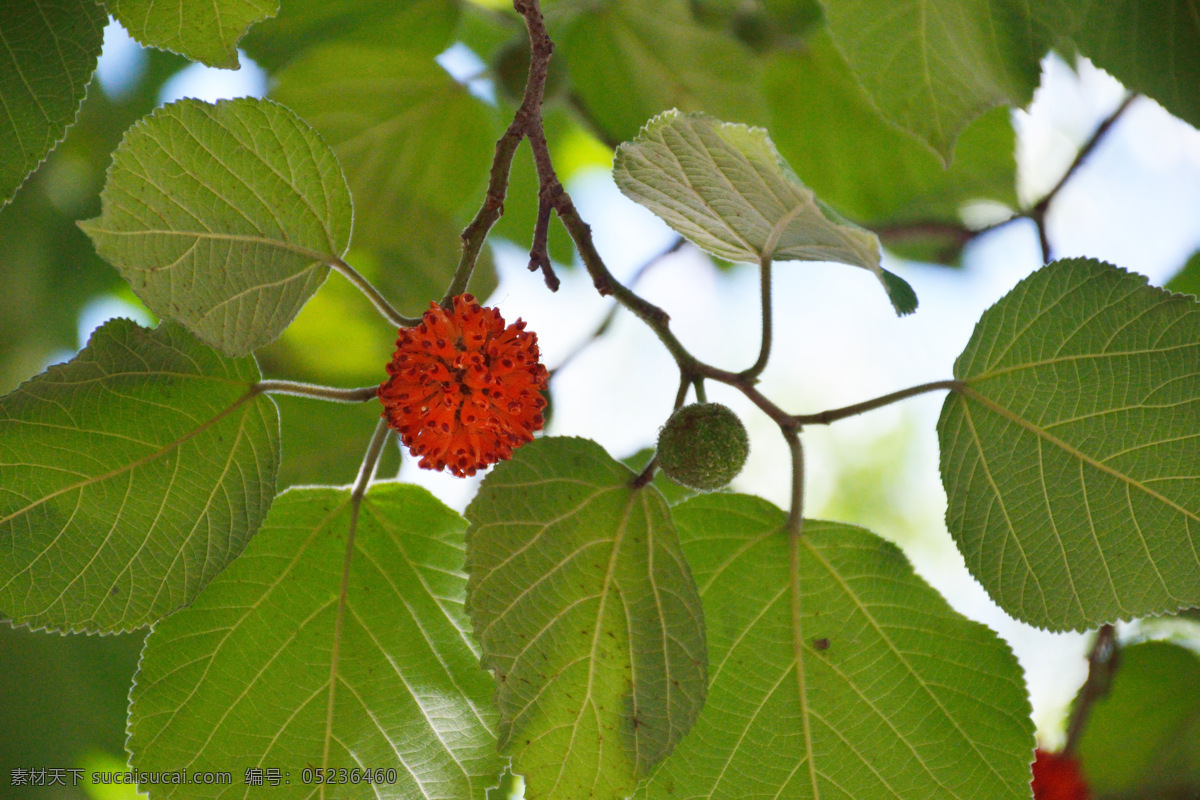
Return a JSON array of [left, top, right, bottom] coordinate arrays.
[[656, 403, 749, 491]]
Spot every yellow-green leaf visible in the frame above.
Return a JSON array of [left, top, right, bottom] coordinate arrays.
[[108, 0, 277, 69], [464, 437, 707, 800], [0, 319, 279, 633]]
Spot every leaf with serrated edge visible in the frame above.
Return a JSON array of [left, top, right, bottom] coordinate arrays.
[[939, 258, 1200, 631], [0, 0, 105, 210], [613, 111, 916, 316], [464, 437, 707, 800], [638, 493, 1034, 800], [1073, 1, 1200, 133], [79, 98, 352, 357], [108, 0, 277, 69], [818, 0, 1050, 160], [129, 484, 503, 800], [0, 319, 278, 633]]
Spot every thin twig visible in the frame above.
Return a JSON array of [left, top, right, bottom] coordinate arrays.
[[441, 0, 560, 306], [782, 425, 805, 535], [1063, 624, 1119, 757], [791, 380, 964, 426], [329, 257, 419, 328], [742, 256, 774, 380], [1029, 94, 1136, 263], [255, 380, 379, 403]]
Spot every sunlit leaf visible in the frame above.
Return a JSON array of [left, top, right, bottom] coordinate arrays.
[[939, 258, 1200, 631], [0, 0, 105, 210], [613, 110, 916, 315], [464, 437, 707, 800], [272, 43, 497, 229], [559, 0, 764, 145], [1071, 1, 1200, 132], [242, 0, 459, 71], [79, 98, 352, 357], [763, 29, 1017, 261], [0, 319, 279, 633], [818, 0, 1052, 160], [638, 493, 1034, 800], [108, 0, 277, 69], [1077, 640, 1200, 798], [129, 484, 503, 799]]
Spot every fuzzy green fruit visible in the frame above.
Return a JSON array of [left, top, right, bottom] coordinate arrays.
[[656, 403, 749, 491]]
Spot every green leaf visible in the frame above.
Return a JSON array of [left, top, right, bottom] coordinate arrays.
[[763, 28, 1017, 260], [107, 0, 277, 69], [0, 0, 106, 210], [613, 110, 916, 315], [79, 98, 352, 357], [1166, 249, 1200, 298], [464, 437, 707, 800], [1078, 640, 1200, 798], [559, 0, 765, 145], [129, 484, 503, 799], [939, 258, 1200, 631], [638, 494, 1034, 800], [241, 0, 459, 71], [0, 319, 279, 633], [271, 44, 497, 229], [1071, 0, 1200, 132], [817, 0, 1051, 160]]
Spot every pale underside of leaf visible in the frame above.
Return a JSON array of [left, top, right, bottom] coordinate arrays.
[[638, 494, 1035, 800], [80, 97, 352, 357], [939, 258, 1200, 630], [129, 484, 503, 800], [0, 319, 278, 633], [613, 110, 917, 315], [464, 437, 707, 800]]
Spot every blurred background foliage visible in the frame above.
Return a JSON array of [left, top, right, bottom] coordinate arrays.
[[3, 0, 1200, 797]]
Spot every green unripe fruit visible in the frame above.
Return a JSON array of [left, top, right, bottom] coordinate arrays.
[[656, 403, 749, 491]]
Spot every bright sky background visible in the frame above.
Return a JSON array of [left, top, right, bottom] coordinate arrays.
[[90, 18, 1200, 747]]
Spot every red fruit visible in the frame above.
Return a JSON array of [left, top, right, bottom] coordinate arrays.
[[1031, 748, 1090, 800], [378, 294, 548, 477]]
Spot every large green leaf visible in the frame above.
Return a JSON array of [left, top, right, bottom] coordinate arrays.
[[1077, 640, 1200, 798], [0, 0, 105, 210], [939, 258, 1200, 631], [613, 110, 916, 315], [637, 494, 1034, 799], [272, 44, 497, 232], [559, 0, 764, 145], [1071, 0, 1200, 132], [129, 484, 503, 799], [0, 319, 279, 633], [107, 0, 277, 68], [817, 0, 1052, 160], [241, 0, 459, 71], [763, 29, 1017, 259], [79, 98, 352, 357], [464, 437, 707, 800]]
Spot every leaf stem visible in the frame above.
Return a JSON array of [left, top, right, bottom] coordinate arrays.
[[322, 419, 391, 783], [1063, 624, 1119, 757], [255, 380, 379, 403], [329, 257, 419, 328], [782, 425, 805, 535], [742, 256, 773, 380], [791, 379, 963, 425]]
